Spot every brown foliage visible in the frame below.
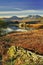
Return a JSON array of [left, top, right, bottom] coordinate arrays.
[[0, 30, 43, 55]]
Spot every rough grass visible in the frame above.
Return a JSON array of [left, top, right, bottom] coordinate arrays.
[[0, 29, 43, 65]]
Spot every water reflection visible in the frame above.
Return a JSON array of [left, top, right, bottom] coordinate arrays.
[[1, 26, 35, 35]]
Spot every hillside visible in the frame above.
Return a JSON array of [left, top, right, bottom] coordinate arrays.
[[0, 29, 43, 65], [0, 29, 43, 55]]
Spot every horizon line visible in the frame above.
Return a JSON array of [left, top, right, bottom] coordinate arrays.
[[0, 10, 43, 18]]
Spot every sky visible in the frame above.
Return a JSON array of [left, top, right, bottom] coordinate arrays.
[[0, 0, 43, 18]]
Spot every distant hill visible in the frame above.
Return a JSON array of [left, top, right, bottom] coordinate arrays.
[[29, 15, 41, 18], [8, 16, 23, 21], [2, 16, 23, 22], [23, 15, 41, 20], [0, 15, 43, 24], [21, 15, 42, 23], [1, 15, 41, 21]]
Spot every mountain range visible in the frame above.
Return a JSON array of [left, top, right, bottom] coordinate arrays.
[[2, 15, 41, 22], [0, 15, 43, 24]]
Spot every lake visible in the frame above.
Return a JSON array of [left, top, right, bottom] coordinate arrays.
[[1, 26, 35, 35]]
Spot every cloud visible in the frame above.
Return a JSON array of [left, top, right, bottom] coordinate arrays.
[[0, 10, 43, 14], [0, 10, 43, 18], [13, 8, 23, 11], [0, 6, 23, 11]]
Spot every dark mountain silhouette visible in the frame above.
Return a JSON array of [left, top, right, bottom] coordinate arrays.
[[4, 16, 23, 21], [2, 15, 42, 23]]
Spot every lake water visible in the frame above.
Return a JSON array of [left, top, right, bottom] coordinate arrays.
[[1, 26, 35, 35]]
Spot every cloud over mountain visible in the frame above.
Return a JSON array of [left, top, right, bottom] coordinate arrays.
[[0, 10, 43, 18]]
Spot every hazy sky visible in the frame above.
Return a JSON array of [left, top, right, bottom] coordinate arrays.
[[0, 0, 43, 18]]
